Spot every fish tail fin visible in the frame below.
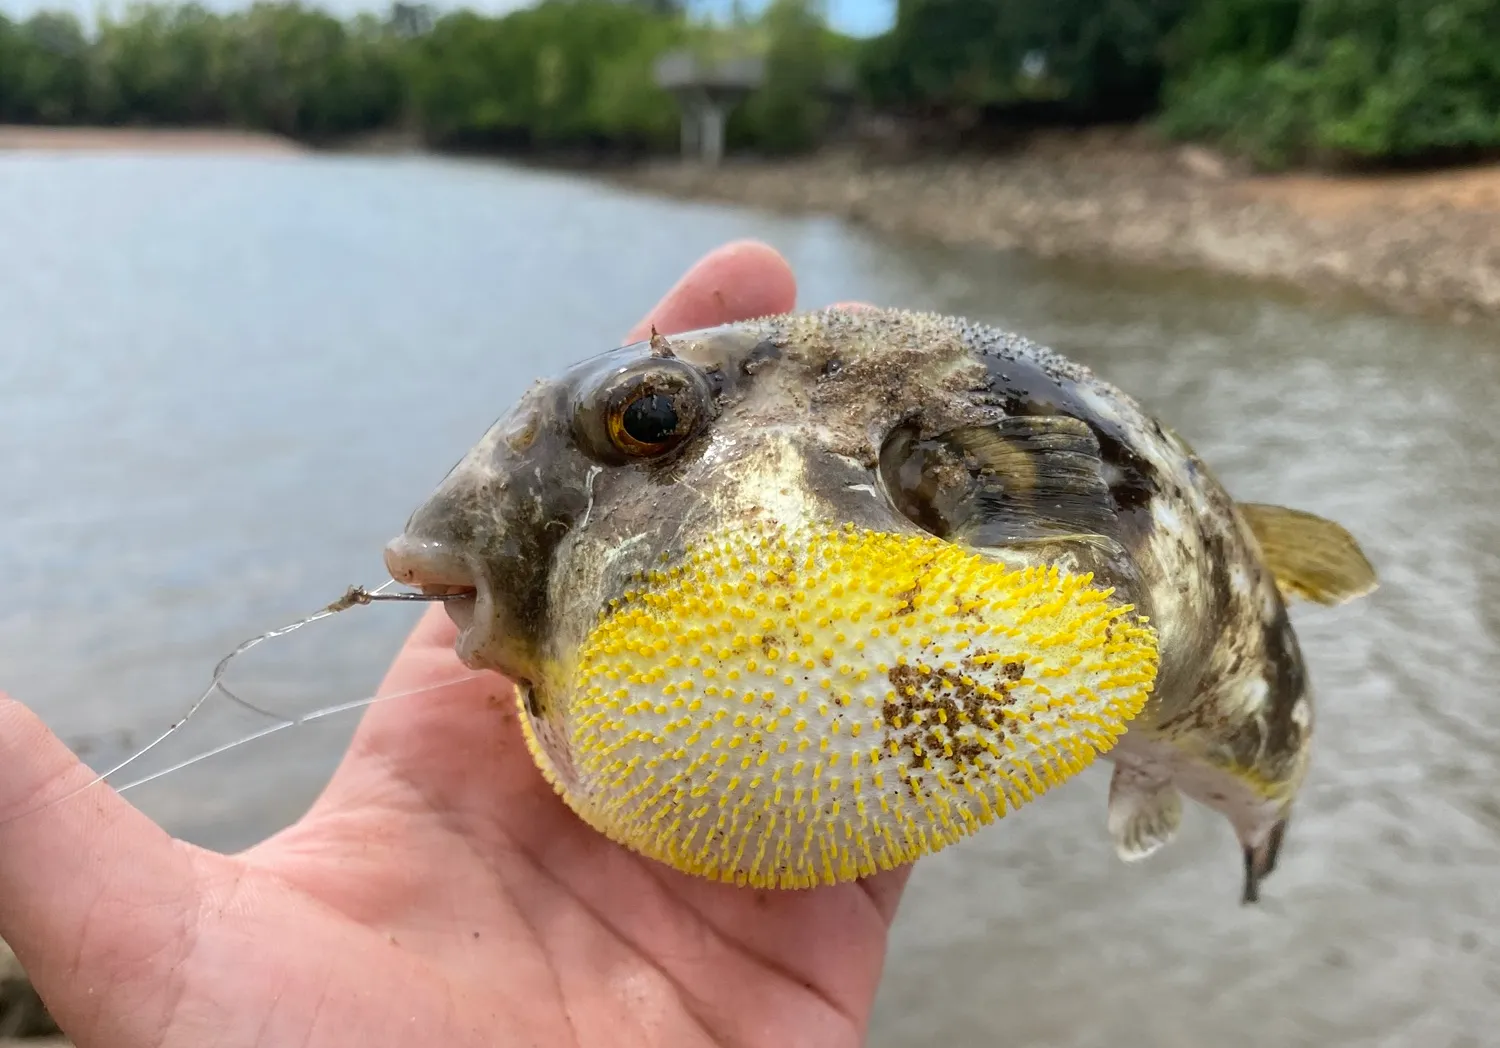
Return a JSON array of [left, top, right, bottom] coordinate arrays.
[[1240, 815, 1291, 905]]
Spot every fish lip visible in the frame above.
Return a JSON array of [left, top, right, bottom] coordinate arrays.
[[451, 587, 493, 667], [383, 536, 483, 653], [384, 536, 474, 589]]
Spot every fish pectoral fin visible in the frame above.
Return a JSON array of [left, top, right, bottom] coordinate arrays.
[[1241, 816, 1291, 905], [1107, 763, 1184, 863], [949, 415, 1117, 544], [1237, 502, 1378, 606]]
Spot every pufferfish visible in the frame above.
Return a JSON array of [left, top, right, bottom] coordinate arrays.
[[384, 309, 1376, 903]]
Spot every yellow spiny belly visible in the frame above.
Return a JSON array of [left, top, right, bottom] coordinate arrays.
[[518, 521, 1159, 889]]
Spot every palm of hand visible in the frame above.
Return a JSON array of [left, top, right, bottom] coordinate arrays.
[[0, 242, 908, 1048]]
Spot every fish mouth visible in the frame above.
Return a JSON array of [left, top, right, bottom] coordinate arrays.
[[383, 537, 488, 663]]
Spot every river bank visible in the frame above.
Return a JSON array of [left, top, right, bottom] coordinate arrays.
[[0, 125, 304, 154], [614, 128, 1500, 325]]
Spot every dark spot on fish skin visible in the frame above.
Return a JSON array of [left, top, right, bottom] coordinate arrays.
[[521, 681, 542, 718], [892, 578, 921, 616], [702, 366, 729, 400], [882, 692, 905, 730], [741, 338, 782, 376], [761, 633, 783, 657], [1201, 527, 1235, 640], [1155, 693, 1214, 738], [1257, 605, 1310, 759], [1094, 433, 1156, 513], [949, 735, 989, 766], [885, 662, 1018, 782]]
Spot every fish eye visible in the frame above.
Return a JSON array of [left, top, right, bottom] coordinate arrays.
[[615, 390, 681, 452], [609, 382, 691, 456], [576, 359, 713, 463]]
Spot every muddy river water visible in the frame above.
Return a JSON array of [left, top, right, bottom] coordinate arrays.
[[2, 151, 1497, 1047]]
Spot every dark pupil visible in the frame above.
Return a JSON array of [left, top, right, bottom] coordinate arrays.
[[622, 393, 680, 446]]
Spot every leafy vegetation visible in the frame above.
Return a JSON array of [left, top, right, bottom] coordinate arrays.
[[0, 0, 844, 152], [405, 1, 687, 150], [1159, 0, 1500, 168], [859, 0, 1191, 122], [0, 11, 93, 125], [0, 0, 1496, 169]]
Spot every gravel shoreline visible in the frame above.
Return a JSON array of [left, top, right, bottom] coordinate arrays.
[[613, 129, 1500, 324], [0, 125, 304, 154]]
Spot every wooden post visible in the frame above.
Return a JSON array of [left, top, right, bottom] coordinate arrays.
[[701, 100, 725, 166], [679, 96, 701, 159], [655, 52, 762, 166]]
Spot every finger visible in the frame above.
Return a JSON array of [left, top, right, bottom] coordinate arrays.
[[857, 865, 912, 925], [624, 239, 797, 344], [0, 695, 196, 1025], [312, 603, 518, 802], [375, 605, 490, 711], [399, 601, 459, 656]]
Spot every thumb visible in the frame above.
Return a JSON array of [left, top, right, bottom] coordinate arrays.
[[0, 694, 198, 1030]]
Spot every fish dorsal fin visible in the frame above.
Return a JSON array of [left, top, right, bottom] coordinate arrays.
[[1237, 503, 1378, 606], [1107, 762, 1183, 863], [948, 414, 1117, 544]]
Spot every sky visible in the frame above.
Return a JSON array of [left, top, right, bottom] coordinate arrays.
[[1, 0, 897, 37]]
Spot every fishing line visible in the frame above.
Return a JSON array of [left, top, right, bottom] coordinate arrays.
[[1, 581, 475, 826], [110, 672, 489, 797], [186, 579, 405, 729]]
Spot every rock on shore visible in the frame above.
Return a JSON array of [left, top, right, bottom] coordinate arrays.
[[616, 128, 1500, 324], [0, 125, 302, 155]]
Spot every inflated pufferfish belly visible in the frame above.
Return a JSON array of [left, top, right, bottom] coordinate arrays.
[[520, 520, 1158, 889]]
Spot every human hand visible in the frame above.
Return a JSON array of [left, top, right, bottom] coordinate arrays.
[[0, 240, 909, 1048]]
